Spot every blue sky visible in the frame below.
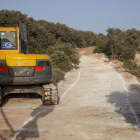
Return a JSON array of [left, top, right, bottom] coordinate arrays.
[[0, 0, 140, 34]]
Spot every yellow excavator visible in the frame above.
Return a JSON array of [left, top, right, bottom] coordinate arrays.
[[0, 22, 58, 107]]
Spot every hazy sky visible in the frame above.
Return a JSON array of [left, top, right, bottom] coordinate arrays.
[[0, 0, 140, 34]]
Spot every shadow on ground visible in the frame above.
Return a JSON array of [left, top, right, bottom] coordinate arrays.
[[2, 93, 42, 106], [107, 84, 140, 129], [0, 94, 56, 140], [14, 105, 55, 140]]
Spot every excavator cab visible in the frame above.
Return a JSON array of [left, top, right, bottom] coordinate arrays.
[[0, 23, 58, 107], [0, 27, 20, 54]]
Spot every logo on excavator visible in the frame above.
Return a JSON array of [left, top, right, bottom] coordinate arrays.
[[14, 62, 29, 66], [3, 42, 14, 49]]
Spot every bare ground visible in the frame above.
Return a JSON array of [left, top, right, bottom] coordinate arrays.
[[1, 51, 140, 139]]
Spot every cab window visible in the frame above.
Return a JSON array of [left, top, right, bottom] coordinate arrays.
[[0, 31, 17, 50]]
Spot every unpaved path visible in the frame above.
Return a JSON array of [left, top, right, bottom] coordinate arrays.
[[1, 55, 140, 140]]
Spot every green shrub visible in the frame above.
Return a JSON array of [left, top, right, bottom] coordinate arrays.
[[91, 40, 97, 46], [51, 50, 72, 72], [124, 59, 138, 70], [52, 68, 65, 83], [94, 46, 103, 53], [105, 28, 139, 61], [94, 41, 105, 53], [123, 60, 140, 79], [120, 47, 135, 60], [46, 43, 80, 66]]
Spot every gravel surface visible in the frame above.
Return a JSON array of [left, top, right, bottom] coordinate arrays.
[[0, 54, 140, 140]]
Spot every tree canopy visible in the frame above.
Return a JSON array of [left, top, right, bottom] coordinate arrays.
[[0, 9, 99, 54]]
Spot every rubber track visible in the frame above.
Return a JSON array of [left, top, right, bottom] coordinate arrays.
[[43, 83, 58, 105]]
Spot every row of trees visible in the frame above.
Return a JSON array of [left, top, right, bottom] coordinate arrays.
[[94, 28, 140, 61], [0, 9, 101, 54], [94, 28, 140, 79], [1, 9, 139, 60]]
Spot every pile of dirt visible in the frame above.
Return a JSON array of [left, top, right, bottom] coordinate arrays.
[[83, 47, 95, 55]]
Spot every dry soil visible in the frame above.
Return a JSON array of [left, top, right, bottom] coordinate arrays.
[[1, 50, 140, 140]]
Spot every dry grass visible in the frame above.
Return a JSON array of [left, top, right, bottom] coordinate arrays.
[[84, 46, 95, 55]]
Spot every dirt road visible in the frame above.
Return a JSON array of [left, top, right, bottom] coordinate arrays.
[[1, 54, 140, 140]]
